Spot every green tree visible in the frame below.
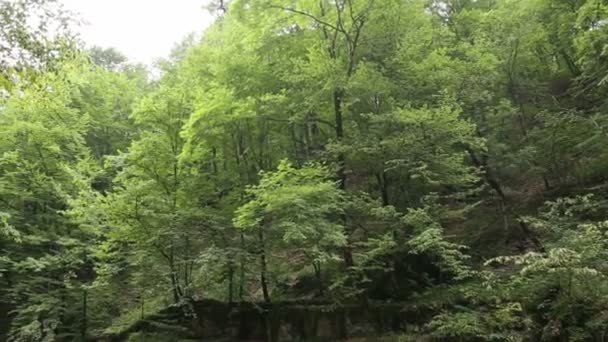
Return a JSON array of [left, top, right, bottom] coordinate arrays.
[[0, 60, 94, 341], [234, 160, 345, 301]]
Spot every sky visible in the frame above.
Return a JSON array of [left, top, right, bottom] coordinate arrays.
[[61, 0, 215, 65]]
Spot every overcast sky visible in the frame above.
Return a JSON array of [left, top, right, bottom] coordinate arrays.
[[61, 0, 215, 65]]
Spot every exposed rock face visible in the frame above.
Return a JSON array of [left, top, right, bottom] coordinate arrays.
[[101, 299, 423, 341]]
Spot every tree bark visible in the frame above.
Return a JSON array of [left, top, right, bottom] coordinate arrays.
[[227, 259, 234, 305], [81, 289, 87, 340], [258, 225, 270, 303], [334, 89, 355, 268]]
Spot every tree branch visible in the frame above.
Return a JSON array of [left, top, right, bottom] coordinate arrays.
[[269, 5, 346, 34]]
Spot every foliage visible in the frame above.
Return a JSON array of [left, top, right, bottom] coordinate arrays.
[[482, 195, 608, 340], [3, 0, 608, 340]]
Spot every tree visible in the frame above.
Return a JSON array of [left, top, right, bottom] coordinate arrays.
[[0, 0, 77, 90], [0, 59, 94, 341], [234, 160, 345, 301], [484, 195, 608, 340]]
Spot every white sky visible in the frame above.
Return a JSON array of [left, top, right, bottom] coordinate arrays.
[[61, 0, 215, 65]]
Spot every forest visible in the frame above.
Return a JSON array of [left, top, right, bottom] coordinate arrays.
[[2, 0, 608, 340]]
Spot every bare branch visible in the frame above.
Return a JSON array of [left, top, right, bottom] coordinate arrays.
[[260, 115, 336, 129], [269, 4, 346, 34]]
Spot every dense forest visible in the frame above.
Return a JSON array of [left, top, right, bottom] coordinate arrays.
[[2, 0, 608, 340]]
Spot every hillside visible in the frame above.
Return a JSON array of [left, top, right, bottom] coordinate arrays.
[[2, 0, 608, 341]]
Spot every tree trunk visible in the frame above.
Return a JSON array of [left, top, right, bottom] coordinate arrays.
[[258, 226, 270, 303], [81, 289, 87, 340], [376, 171, 389, 206], [239, 233, 246, 300], [171, 272, 180, 303], [312, 261, 324, 297], [334, 89, 354, 268], [227, 259, 235, 305], [169, 251, 182, 303], [140, 293, 145, 320]]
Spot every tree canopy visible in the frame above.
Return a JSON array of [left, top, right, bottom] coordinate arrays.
[[2, 0, 608, 340]]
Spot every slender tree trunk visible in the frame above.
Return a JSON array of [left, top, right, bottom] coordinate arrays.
[[258, 226, 270, 303], [171, 273, 180, 303], [333, 90, 346, 188], [140, 293, 145, 320], [81, 289, 87, 340], [376, 171, 389, 206], [184, 236, 190, 293], [227, 259, 234, 305], [334, 89, 355, 268], [312, 261, 324, 297], [304, 121, 311, 158], [212, 147, 218, 174], [169, 250, 181, 303], [239, 233, 246, 300]]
